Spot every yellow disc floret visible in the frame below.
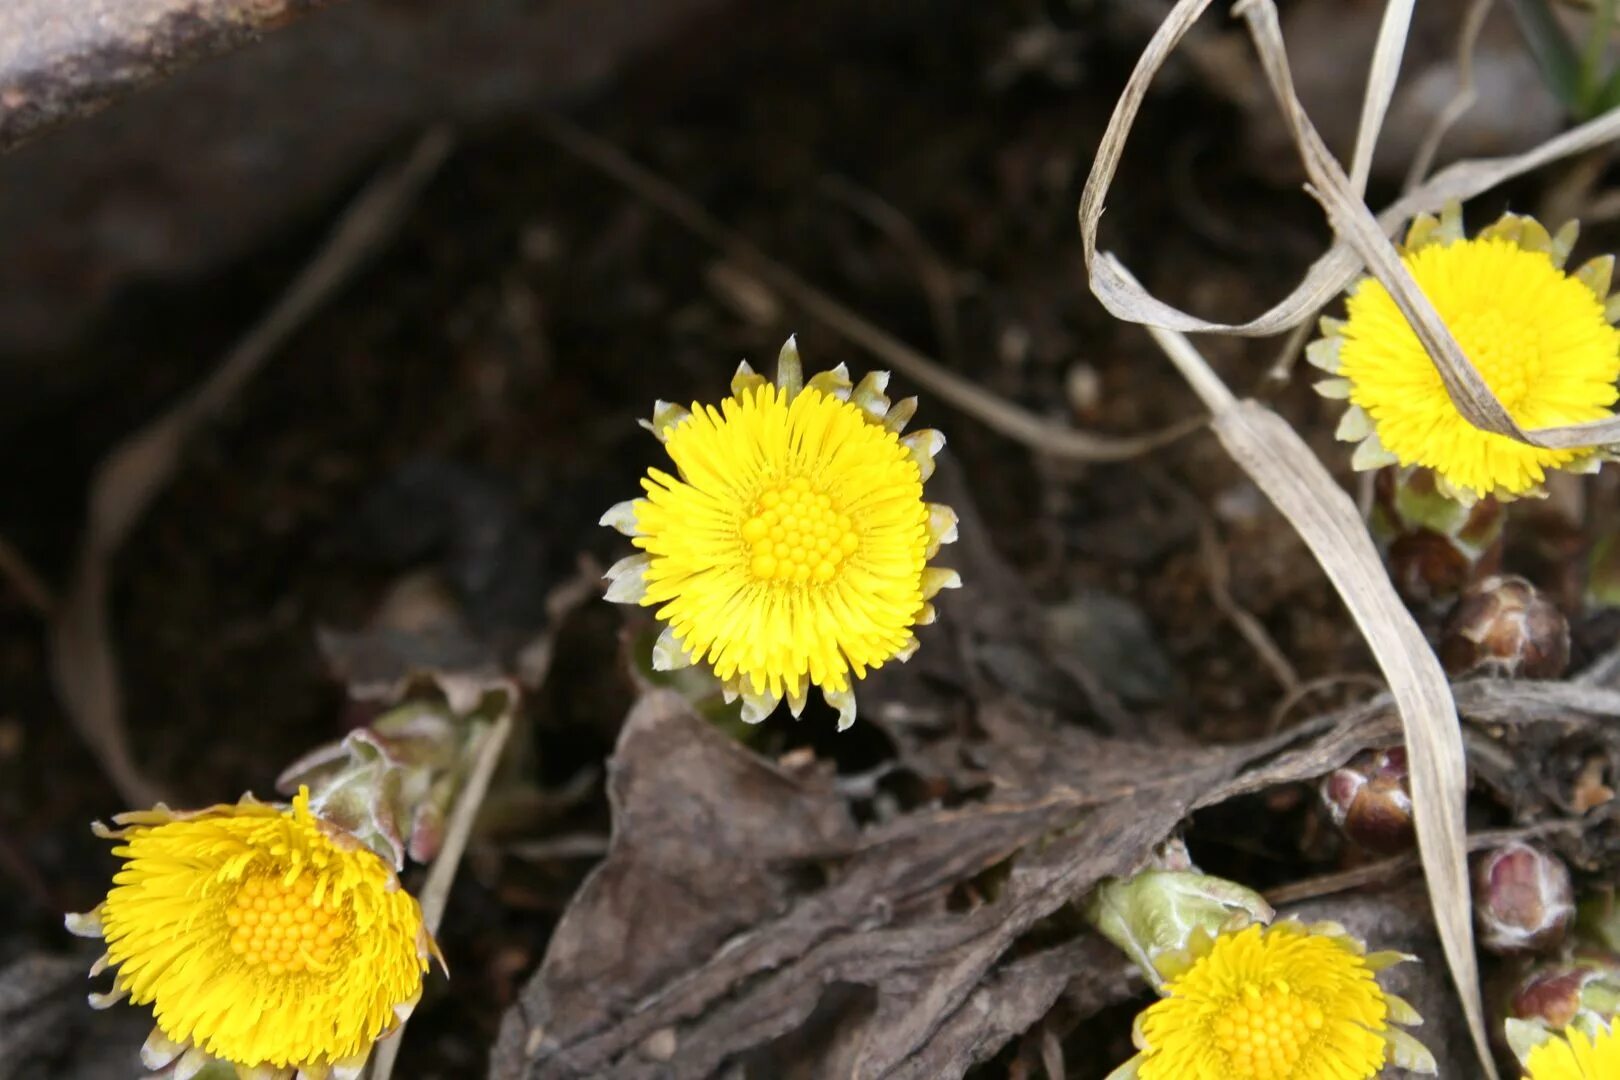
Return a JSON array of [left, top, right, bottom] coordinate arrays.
[[1321, 213, 1620, 501], [1524, 1023, 1620, 1079], [1210, 982, 1326, 1079], [78, 789, 433, 1074], [225, 872, 349, 975], [741, 478, 861, 584], [1136, 922, 1392, 1080], [637, 383, 927, 698], [603, 344, 959, 729]]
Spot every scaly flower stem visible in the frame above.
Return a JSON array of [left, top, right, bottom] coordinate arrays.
[[367, 707, 513, 1080]]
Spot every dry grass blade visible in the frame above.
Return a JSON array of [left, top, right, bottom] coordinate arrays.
[[1078, 0, 1368, 337], [1243, 0, 1620, 460], [1129, 287, 1494, 1077], [47, 129, 453, 807], [1348, 0, 1416, 197], [1079, 0, 1620, 348], [537, 114, 1199, 463], [1235, 0, 1527, 444]]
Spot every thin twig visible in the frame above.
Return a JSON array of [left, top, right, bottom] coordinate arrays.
[[1264, 819, 1584, 905], [0, 535, 53, 616], [1403, 0, 1497, 192], [505, 834, 612, 862], [1260, 316, 1318, 388], [537, 114, 1199, 464], [1196, 516, 1300, 694], [47, 129, 454, 807], [819, 174, 965, 365], [1267, 672, 1386, 733]]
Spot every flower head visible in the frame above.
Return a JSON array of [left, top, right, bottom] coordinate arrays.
[[1522, 1022, 1620, 1079], [602, 338, 959, 729], [1312, 204, 1620, 502], [1117, 920, 1433, 1080], [67, 789, 437, 1079]]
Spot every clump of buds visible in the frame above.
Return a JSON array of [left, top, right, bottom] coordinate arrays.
[[1371, 466, 1504, 608], [1440, 575, 1570, 679], [277, 700, 474, 868], [1083, 839, 1272, 985], [1474, 842, 1576, 956], [1320, 747, 1414, 854]]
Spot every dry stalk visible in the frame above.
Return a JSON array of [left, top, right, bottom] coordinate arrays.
[[47, 129, 453, 807], [536, 114, 1201, 464], [1349, 0, 1416, 197], [1123, 265, 1492, 1074], [1077, 0, 1620, 1069], [367, 708, 513, 1080]]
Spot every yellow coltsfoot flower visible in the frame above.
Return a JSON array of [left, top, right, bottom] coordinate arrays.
[[1110, 920, 1435, 1080], [601, 337, 959, 730], [67, 788, 438, 1080], [1311, 203, 1620, 503], [1521, 1022, 1620, 1079]]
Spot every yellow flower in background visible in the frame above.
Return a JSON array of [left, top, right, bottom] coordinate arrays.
[[68, 788, 437, 1080], [1523, 1023, 1620, 1079], [602, 337, 959, 730], [1311, 204, 1620, 502], [1118, 920, 1433, 1080]]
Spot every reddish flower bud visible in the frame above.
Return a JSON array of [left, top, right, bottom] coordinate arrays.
[[1320, 747, 1414, 854], [1474, 842, 1576, 956], [1440, 575, 1570, 680], [1508, 954, 1620, 1042], [1371, 466, 1504, 608]]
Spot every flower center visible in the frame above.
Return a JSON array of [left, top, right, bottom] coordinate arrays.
[[1449, 308, 1540, 411], [740, 476, 860, 584], [1211, 982, 1324, 1080], [225, 872, 348, 976]]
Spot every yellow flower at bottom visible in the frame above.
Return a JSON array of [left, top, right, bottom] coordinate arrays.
[[602, 339, 959, 729], [1313, 206, 1620, 502], [1129, 921, 1423, 1080], [68, 789, 436, 1079], [1524, 1024, 1620, 1079]]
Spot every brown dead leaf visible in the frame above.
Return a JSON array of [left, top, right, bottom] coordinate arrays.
[[0, 953, 85, 1069], [516, 690, 860, 1048], [491, 686, 1413, 1079]]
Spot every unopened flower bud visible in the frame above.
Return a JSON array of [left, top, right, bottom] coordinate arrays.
[[1320, 747, 1414, 854], [1474, 842, 1575, 955], [1084, 868, 1272, 985], [1503, 952, 1620, 1067], [1440, 575, 1570, 679], [278, 701, 471, 868], [1372, 466, 1504, 608], [1510, 957, 1620, 1030]]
